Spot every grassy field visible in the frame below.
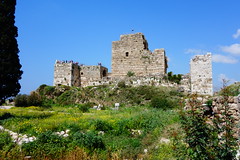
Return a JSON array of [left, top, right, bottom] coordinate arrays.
[[1, 83, 239, 159], [0, 105, 181, 160]]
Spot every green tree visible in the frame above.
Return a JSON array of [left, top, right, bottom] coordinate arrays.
[[0, 0, 22, 104]]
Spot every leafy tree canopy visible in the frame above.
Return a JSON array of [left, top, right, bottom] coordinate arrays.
[[0, 0, 22, 103]]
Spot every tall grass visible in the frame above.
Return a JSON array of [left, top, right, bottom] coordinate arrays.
[[0, 105, 180, 159]]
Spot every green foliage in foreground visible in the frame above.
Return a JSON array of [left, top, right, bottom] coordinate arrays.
[[0, 106, 180, 159], [178, 94, 238, 160], [22, 130, 105, 158], [218, 82, 240, 96]]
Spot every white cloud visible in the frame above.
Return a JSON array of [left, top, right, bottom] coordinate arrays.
[[221, 43, 240, 55], [212, 54, 238, 64], [184, 49, 207, 54], [233, 29, 240, 39]]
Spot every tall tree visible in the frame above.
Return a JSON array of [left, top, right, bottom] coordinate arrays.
[[0, 0, 22, 104]]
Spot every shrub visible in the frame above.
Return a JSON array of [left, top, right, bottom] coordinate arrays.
[[167, 72, 182, 84], [179, 94, 238, 160], [94, 119, 113, 132], [136, 85, 156, 100], [150, 96, 171, 110], [0, 112, 14, 120], [43, 86, 55, 95], [14, 92, 43, 107], [71, 131, 105, 150], [0, 131, 13, 150], [112, 119, 131, 136], [36, 84, 47, 95], [22, 131, 70, 159], [14, 94, 28, 107], [27, 92, 42, 106], [127, 71, 135, 77], [117, 81, 126, 88], [76, 103, 91, 113], [56, 90, 75, 105]]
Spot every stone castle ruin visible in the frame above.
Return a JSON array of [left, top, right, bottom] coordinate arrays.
[[54, 61, 108, 87], [54, 33, 213, 95]]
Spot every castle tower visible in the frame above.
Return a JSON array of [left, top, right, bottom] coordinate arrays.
[[53, 61, 81, 87], [190, 53, 213, 96], [111, 33, 167, 78]]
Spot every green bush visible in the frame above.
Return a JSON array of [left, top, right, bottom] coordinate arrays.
[[14, 92, 43, 107], [36, 84, 47, 95], [150, 96, 171, 110], [167, 72, 182, 84], [57, 90, 75, 105], [179, 94, 238, 160], [76, 103, 91, 113], [127, 71, 135, 77], [0, 112, 14, 120], [27, 92, 42, 106], [94, 119, 113, 132], [218, 82, 240, 96], [117, 81, 126, 88], [0, 131, 13, 150], [71, 131, 105, 150], [112, 119, 131, 136], [22, 131, 70, 158], [14, 94, 28, 107], [43, 86, 55, 95]]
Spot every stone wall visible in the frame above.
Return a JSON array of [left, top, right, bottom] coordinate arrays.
[[111, 33, 168, 78], [190, 53, 213, 96], [81, 75, 181, 89], [179, 73, 191, 93], [212, 96, 240, 138], [54, 61, 81, 87], [80, 65, 108, 86], [53, 61, 108, 87]]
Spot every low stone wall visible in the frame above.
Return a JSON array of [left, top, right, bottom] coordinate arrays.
[[82, 76, 185, 90], [212, 96, 240, 137]]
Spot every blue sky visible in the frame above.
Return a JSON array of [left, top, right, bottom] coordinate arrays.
[[15, 0, 240, 94]]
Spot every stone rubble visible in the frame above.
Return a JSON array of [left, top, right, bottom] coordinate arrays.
[[0, 126, 36, 145], [0, 125, 71, 145]]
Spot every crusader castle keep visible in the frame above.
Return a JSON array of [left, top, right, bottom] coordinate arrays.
[[54, 33, 213, 95], [111, 33, 167, 77]]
